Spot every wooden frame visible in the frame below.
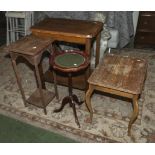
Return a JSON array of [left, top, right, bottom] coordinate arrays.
[[31, 18, 103, 90], [85, 54, 147, 136]]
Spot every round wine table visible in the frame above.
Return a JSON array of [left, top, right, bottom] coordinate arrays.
[[49, 50, 90, 127]]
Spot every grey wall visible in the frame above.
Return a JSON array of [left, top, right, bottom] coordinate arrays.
[[34, 11, 107, 24]]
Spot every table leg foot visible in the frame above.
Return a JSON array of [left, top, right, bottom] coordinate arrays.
[[54, 96, 71, 112], [54, 95, 81, 128], [72, 94, 83, 106], [43, 108, 47, 115], [84, 116, 92, 123], [23, 101, 28, 107], [71, 101, 80, 128]]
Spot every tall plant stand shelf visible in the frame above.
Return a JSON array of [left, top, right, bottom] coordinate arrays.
[[9, 35, 56, 114]]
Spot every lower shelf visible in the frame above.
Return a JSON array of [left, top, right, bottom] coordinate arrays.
[[27, 88, 55, 108]]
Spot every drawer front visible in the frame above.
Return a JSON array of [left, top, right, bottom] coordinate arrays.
[[135, 32, 155, 44], [138, 16, 155, 31], [140, 11, 155, 16]]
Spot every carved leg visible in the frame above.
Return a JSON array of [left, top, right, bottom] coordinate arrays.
[[54, 96, 71, 112], [128, 94, 139, 136], [70, 100, 80, 128], [72, 94, 83, 106], [84, 66, 90, 92], [85, 84, 94, 123]]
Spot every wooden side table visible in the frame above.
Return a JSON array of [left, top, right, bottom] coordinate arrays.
[[31, 18, 103, 90], [9, 35, 57, 114], [49, 50, 90, 127], [85, 54, 147, 136]]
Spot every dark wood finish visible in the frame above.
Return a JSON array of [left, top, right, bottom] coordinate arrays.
[[134, 11, 155, 48], [31, 18, 103, 90], [31, 18, 103, 46], [44, 70, 88, 90], [9, 35, 56, 114], [50, 51, 90, 128], [8, 35, 53, 56], [85, 54, 147, 136]]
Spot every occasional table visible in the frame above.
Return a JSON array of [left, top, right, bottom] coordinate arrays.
[[31, 18, 103, 90], [49, 50, 90, 127], [85, 54, 147, 136], [9, 35, 57, 114]]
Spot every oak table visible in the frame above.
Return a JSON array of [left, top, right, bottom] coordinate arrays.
[[31, 18, 103, 90], [9, 35, 57, 114], [85, 54, 147, 136]]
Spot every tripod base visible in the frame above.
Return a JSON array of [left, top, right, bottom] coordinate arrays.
[[54, 94, 83, 128]]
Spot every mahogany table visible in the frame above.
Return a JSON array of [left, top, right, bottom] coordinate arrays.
[[49, 50, 90, 127], [31, 18, 103, 90], [85, 54, 148, 136]]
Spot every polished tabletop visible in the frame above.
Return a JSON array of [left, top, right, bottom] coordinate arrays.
[[31, 18, 103, 39]]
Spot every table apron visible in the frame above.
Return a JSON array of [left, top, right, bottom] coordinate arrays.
[[32, 31, 92, 44], [93, 85, 135, 99]]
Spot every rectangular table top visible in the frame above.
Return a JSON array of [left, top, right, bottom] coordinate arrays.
[[31, 18, 103, 39], [88, 54, 148, 94], [8, 35, 53, 56]]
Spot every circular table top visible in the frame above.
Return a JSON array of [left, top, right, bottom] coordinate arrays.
[[50, 51, 90, 73], [55, 52, 85, 68]]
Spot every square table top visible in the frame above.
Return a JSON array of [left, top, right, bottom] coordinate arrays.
[[88, 54, 148, 94], [31, 18, 103, 39], [8, 35, 53, 56]]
